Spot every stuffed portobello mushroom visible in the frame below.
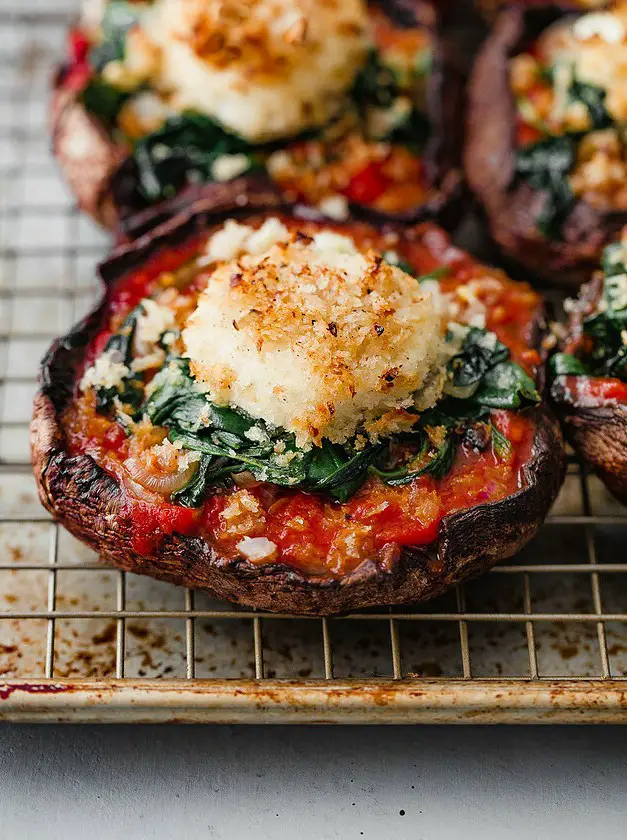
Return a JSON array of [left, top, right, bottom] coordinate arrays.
[[466, 2, 627, 286], [52, 0, 461, 232], [550, 230, 627, 503], [31, 190, 564, 615]]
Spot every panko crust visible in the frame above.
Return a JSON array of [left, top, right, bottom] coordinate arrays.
[[31, 193, 565, 615], [465, 6, 626, 288], [51, 0, 463, 235]]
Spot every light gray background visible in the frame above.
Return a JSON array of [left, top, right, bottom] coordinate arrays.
[[1, 725, 626, 839]]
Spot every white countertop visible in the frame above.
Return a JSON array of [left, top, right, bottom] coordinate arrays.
[[1, 724, 626, 839]]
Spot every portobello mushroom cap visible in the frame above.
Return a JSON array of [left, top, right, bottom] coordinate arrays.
[[465, 5, 625, 288], [31, 185, 565, 615], [551, 274, 627, 503], [51, 0, 463, 237]]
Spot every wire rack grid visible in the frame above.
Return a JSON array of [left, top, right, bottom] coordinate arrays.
[[1, 1, 627, 723]]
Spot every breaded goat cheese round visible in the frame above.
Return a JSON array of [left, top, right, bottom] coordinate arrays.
[[143, 0, 369, 142], [183, 219, 445, 449]]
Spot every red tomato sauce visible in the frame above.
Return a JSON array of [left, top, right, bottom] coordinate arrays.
[[65, 219, 540, 578], [559, 375, 627, 406]]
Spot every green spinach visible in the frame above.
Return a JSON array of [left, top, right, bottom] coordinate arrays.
[[515, 135, 577, 240], [350, 49, 429, 150], [472, 361, 539, 409], [157, 330, 538, 501], [553, 245, 627, 381], [386, 107, 430, 152], [91, 307, 540, 504], [351, 50, 398, 113], [445, 327, 539, 408], [94, 307, 143, 416], [491, 425, 513, 460], [549, 353, 588, 377], [131, 112, 255, 202], [568, 78, 612, 131], [307, 442, 385, 502], [88, 1, 139, 71], [380, 432, 457, 486], [81, 79, 130, 126], [446, 328, 509, 394], [515, 76, 611, 240], [171, 454, 214, 508]]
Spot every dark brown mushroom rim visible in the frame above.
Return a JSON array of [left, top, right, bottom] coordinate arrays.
[[31, 187, 565, 615], [465, 4, 625, 288], [51, 0, 463, 238], [549, 239, 627, 504]]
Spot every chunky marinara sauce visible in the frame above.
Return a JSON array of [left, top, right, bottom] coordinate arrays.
[[558, 375, 627, 406], [64, 219, 540, 578]]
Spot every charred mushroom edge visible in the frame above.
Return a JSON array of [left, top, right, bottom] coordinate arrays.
[[31, 184, 566, 615]]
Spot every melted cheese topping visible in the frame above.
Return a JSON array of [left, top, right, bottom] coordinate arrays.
[[131, 0, 370, 142], [183, 220, 444, 448]]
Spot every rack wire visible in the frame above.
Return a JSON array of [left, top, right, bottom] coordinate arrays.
[[1, 1, 627, 722]]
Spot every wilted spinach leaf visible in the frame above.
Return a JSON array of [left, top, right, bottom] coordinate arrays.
[[81, 78, 130, 126], [171, 454, 213, 508], [132, 112, 255, 202], [515, 135, 577, 240], [556, 245, 627, 381], [568, 79, 611, 131], [101, 304, 540, 506], [549, 353, 588, 377], [447, 328, 509, 393], [382, 432, 457, 486], [94, 307, 143, 415], [88, 1, 139, 71], [491, 425, 513, 460], [386, 107, 430, 151], [308, 442, 384, 502], [352, 50, 398, 112], [515, 75, 610, 240], [471, 361, 539, 409]]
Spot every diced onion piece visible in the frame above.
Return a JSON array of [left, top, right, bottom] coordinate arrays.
[[124, 456, 198, 495], [443, 380, 479, 400], [236, 537, 278, 564], [232, 471, 262, 489]]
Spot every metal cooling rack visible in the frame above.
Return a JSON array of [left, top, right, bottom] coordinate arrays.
[[1, 1, 627, 723]]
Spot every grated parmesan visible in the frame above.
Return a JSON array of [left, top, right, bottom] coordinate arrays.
[[80, 350, 130, 393]]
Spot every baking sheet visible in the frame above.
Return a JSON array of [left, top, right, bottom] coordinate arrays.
[[0, 0, 626, 722]]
